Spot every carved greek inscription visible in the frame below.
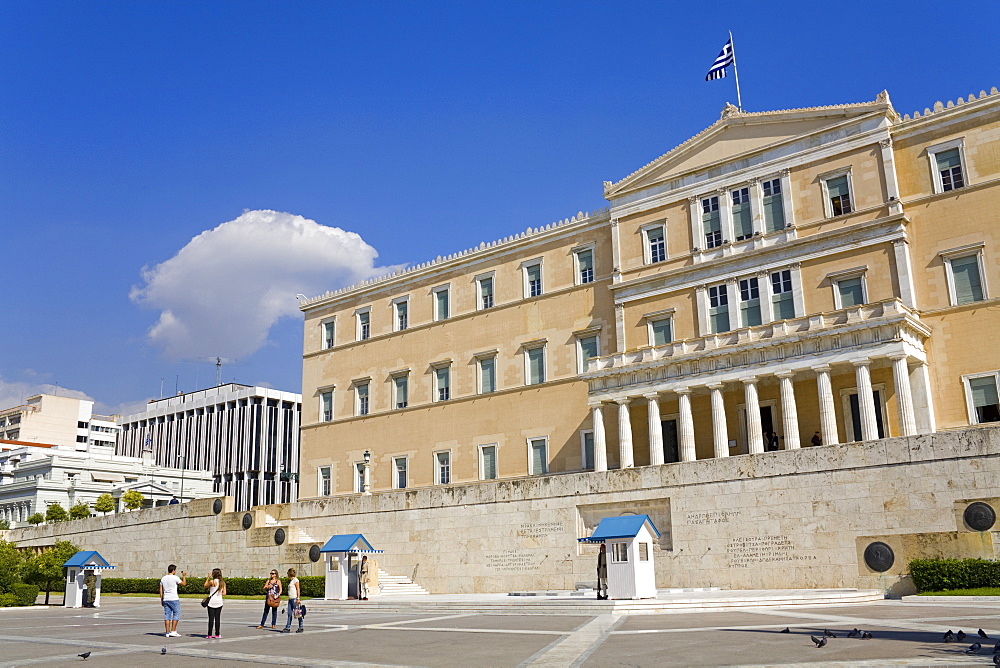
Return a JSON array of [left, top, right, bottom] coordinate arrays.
[[686, 510, 741, 525], [726, 535, 816, 568], [517, 521, 564, 537], [485, 549, 537, 573]]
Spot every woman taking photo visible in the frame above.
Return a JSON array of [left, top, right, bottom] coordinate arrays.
[[203, 568, 226, 638], [257, 569, 282, 629]]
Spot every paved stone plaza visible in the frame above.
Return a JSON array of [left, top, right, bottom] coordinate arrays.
[[3, 596, 1000, 667]]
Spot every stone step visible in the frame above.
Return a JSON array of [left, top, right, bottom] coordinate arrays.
[[375, 569, 429, 597]]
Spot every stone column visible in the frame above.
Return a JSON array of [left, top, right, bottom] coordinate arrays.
[[743, 377, 764, 454], [677, 388, 696, 462], [616, 398, 634, 469], [776, 371, 800, 449], [909, 361, 937, 434], [591, 403, 608, 472], [853, 359, 880, 442], [813, 364, 840, 446], [645, 393, 664, 466], [890, 354, 917, 437], [707, 383, 729, 458]]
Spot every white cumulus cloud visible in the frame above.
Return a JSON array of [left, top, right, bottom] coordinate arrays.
[[130, 210, 390, 361]]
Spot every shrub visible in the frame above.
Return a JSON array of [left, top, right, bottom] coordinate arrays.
[[101, 575, 326, 597], [0, 593, 19, 607], [909, 558, 1000, 592], [9, 583, 39, 606]]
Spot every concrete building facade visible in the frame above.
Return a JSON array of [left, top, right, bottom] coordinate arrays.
[[298, 88, 1000, 497], [116, 384, 302, 511], [0, 394, 120, 451]]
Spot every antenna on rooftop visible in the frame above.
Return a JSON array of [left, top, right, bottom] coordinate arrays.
[[216, 357, 223, 386]]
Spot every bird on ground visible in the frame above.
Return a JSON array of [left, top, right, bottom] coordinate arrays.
[[847, 628, 860, 638], [944, 630, 955, 642], [993, 654, 1000, 666], [861, 631, 873, 640], [824, 629, 836, 638], [993, 640, 1000, 653], [967, 643, 982, 654], [981, 629, 991, 639], [78, 652, 91, 660], [161, 647, 167, 655], [779, 628, 790, 633], [958, 630, 968, 642], [811, 636, 827, 648]]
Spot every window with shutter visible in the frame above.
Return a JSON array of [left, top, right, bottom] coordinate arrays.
[[950, 255, 985, 304], [731, 188, 753, 240], [739, 277, 762, 327], [761, 178, 785, 232], [969, 376, 1000, 423]]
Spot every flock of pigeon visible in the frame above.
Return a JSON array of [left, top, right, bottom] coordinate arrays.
[[775, 626, 1000, 663]]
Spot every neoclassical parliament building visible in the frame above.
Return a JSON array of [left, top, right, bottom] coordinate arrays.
[[298, 89, 999, 497]]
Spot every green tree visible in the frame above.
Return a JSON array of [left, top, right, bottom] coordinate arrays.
[[0, 539, 27, 593], [26, 513, 44, 526], [24, 540, 79, 605], [93, 493, 115, 515], [69, 503, 91, 520], [122, 490, 145, 510], [0, 519, 9, 530], [45, 503, 69, 523]]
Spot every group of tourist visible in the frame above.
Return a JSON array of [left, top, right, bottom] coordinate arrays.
[[157, 564, 306, 638]]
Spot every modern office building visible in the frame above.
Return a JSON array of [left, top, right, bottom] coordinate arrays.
[[0, 440, 214, 527], [116, 384, 302, 511], [0, 394, 120, 450], [298, 88, 999, 496]]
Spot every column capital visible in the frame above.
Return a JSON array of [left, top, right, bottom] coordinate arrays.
[[851, 358, 872, 368], [588, 400, 605, 408], [706, 382, 724, 391], [674, 387, 692, 396], [610, 218, 619, 227], [741, 376, 758, 385], [614, 397, 631, 406], [812, 364, 832, 373], [886, 352, 909, 361], [775, 370, 796, 379], [642, 392, 661, 400], [688, 196, 700, 204]]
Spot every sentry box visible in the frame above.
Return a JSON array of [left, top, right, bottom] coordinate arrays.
[[319, 534, 382, 600], [62, 551, 115, 608], [579, 515, 660, 600]]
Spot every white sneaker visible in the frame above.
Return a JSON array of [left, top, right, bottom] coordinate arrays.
[[166, 631, 179, 637]]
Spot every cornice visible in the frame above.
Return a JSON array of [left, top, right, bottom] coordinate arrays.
[[895, 87, 1000, 131]]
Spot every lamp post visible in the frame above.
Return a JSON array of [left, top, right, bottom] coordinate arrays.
[[362, 449, 372, 495], [279, 464, 299, 504], [178, 455, 185, 504]]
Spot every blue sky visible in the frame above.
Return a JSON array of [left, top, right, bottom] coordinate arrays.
[[2, 0, 998, 415]]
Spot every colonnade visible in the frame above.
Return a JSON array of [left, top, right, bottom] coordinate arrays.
[[0, 501, 31, 524], [588, 355, 932, 472]]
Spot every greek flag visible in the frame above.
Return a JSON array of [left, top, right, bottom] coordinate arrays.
[[706, 37, 734, 81]]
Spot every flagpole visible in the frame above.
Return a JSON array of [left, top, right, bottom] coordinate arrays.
[[729, 30, 743, 110]]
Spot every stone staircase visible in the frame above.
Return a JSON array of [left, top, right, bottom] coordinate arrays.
[[377, 569, 429, 597]]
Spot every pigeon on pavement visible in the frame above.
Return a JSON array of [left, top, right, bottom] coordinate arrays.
[[944, 630, 955, 642], [958, 630, 968, 642], [993, 654, 1000, 666], [779, 627, 790, 633], [861, 631, 873, 640], [824, 629, 836, 638], [811, 636, 827, 648], [161, 647, 167, 655], [981, 629, 991, 639], [847, 628, 860, 638], [967, 643, 982, 654], [78, 652, 91, 660]]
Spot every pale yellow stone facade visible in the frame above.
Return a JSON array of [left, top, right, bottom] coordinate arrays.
[[300, 89, 1000, 496]]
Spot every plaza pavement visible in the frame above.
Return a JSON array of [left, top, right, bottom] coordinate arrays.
[[2, 594, 1000, 667]]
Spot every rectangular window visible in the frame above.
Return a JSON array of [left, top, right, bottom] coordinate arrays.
[[826, 175, 852, 216], [319, 466, 331, 496], [393, 376, 408, 409], [527, 346, 545, 385], [435, 366, 451, 402], [949, 254, 986, 305], [478, 276, 494, 309], [434, 288, 450, 321], [578, 335, 599, 373], [395, 301, 408, 331], [761, 178, 785, 233], [356, 382, 369, 416], [480, 445, 498, 480], [731, 187, 753, 240], [355, 462, 365, 493], [936, 147, 965, 191], [576, 248, 596, 283], [479, 356, 497, 394], [738, 277, 762, 327], [708, 284, 730, 333], [771, 270, 795, 320], [357, 310, 370, 341], [435, 451, 451, 485], [969, 375, 1000, 424], [836, 276, 866, 308], [526, 263, 543, 297], [529, 438, 548, 475], [649, 318, 672, 346], [645, 226, 666, 263], [702, 196, 722, 248], [394, 457, 407, 489], [581, 431, 595, 470], [320, 390, 333, 422], [611, 542, 628, 563], [322, 321, 335, 349]]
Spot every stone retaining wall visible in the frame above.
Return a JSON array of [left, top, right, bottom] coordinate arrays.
[[8, 426, 1000, 595]]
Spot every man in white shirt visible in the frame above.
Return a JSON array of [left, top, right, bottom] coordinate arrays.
[[159, 564, 187, 637]]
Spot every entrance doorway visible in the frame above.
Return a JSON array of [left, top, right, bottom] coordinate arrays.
[[737, 400, 779, 453], [661, 419, 679, 463], [848, 390, 886, 441]]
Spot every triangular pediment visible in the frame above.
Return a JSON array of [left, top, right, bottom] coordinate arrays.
[[605, 94, 896, 199]]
